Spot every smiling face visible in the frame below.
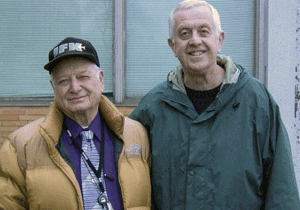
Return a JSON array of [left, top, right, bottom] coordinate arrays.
[[168, 6, 225, 77], [50, 57, 104, 120]]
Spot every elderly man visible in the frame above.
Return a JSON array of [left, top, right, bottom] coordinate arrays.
[[130, 0, 300, 209], [0, 37, 151, 210]]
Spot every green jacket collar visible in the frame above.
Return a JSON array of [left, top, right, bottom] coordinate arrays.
[[168, 54, 241, 94]]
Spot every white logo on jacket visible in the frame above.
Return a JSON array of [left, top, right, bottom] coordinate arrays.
[[125, 144, 141, 155]]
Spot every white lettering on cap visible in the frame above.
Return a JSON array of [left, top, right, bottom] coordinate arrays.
[[53, 43, 86, 58]]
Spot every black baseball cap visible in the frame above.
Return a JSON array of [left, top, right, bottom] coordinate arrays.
[[44, 37, 100, 73]]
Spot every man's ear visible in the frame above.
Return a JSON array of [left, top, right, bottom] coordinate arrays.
[[217, 31, 225, 53], [99, 70, 105, 93], [168, 38, 177, 57]]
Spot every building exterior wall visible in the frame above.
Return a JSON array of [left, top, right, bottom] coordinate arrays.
[[295, 0, 300, 192], [268, 0, 300, 193]]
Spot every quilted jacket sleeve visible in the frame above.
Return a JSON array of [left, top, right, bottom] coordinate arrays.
[[0, 139, 28, 210]]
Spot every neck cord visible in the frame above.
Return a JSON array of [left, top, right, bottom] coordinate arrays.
[[64, 119, 115, 209], [65, 119, 106, 192]]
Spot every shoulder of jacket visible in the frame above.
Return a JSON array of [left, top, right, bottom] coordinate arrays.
[[148, 80, 169, 95], [139, 81, 169, 105], [233, 75, 278, 116], [123, 117, 147, 136], [9, 117, 45, 148], [122, 117, 150, 160], [3, 117, 45, 173], [240, 75, 269, 100], [123, 117, 149, 145]]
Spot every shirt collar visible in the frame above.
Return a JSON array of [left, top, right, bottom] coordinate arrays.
[[87, 112, 102, 142], [64, 112, 102, 144]]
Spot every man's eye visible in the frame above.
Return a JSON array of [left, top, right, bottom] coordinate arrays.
[[79, 75, 89, 79], [58, 79, 67, 84], [58, 79, 68, 85], [200, 29, 210, 36], [180, 30, 190, 39]]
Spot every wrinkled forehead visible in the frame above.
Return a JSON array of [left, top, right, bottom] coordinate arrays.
[[51, 57, 96, 76], [173, 6, 215, 31], [51, 58, 98, 79]]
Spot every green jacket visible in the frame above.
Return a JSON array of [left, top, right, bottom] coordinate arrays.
[[130, 55, 300, 209]]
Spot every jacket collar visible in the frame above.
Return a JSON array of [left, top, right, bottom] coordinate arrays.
[[98, 95, 124, 140], [168, 54, 241, 94], [39, 95, 125, 148]]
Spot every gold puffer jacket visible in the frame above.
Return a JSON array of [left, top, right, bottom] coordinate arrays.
[[0, 95, 151, 210]]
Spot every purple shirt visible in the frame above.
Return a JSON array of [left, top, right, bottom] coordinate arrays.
[[61, 113, 122, 210]]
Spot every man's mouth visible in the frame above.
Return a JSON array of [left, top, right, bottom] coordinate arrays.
[[189, 51, 205, 56], [69, 96, 86, 102]]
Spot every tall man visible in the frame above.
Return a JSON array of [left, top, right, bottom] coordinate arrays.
[[0, 37, 151, 210], [130, 1, 300, 209]]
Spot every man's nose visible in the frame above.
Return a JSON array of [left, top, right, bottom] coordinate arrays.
[[70, 79, 81, 93], [189, 31, 202, 45]]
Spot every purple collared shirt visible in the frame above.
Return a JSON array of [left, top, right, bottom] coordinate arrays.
[[61, 113, 122, 210]]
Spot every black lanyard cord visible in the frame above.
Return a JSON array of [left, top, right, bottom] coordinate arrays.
[[64, 119, 105, 192], [80, 151, 104, 193]]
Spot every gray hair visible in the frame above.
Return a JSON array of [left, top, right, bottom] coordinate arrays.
[[168, 0, 222, 41]]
